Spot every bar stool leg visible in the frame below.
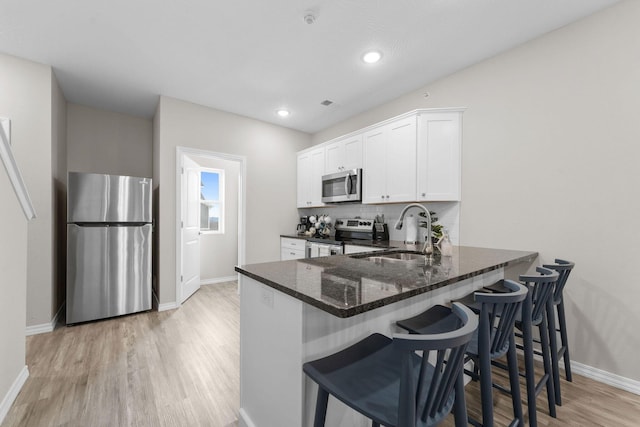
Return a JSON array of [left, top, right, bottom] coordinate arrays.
[[522, 318, 538, 427], [539, 314, 557, 418], [557, 300, 573, 382], [313, 387, 329, 427], [507, 333, 524, 426], [454, 370, 468, 427], [547, 299, 562, 405], [479, 344, 494, 426]]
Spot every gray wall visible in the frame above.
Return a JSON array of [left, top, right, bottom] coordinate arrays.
[[52, 72, 68, 325], [0, 53, 64, 330], [0, 52, 46, 415], [67, 103, 153, 178], [155, 96, 311, 305], [312, 1, 640, 382]]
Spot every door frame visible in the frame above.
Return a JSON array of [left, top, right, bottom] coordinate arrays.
[[175, 146, 247, 307]]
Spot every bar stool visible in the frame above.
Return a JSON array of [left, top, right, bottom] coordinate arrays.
[[303, 303, 478, 427], [509, 267, 560, 427], [542, 259, 575, 405], [398, 281, 528, 427]]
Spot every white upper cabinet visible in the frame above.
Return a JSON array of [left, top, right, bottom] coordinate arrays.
[[416, 112, 462, 201], [363, 116, 417, 204], [297, 147, 325, 208], [325, 135, 363, 174], [297, 108, 463, 208]]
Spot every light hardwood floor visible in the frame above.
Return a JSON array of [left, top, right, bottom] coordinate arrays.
[[4, 281, 640, 426], [3, 282, 240, 427]]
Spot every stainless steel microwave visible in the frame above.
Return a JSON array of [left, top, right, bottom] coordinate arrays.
[[321, 169, 362, 203]]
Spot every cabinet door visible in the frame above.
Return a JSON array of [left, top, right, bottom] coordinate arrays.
[[386, 116, 417, 203], [309, 148, 325, 206], [417, 112, 461, 201], [362, 126, 388, 203], [297, 152, 311, 208], [281, 248, 305, 260], [297, 148, 326, 207], [324, 140, 343, 174], [342, 135, 363, 171], [325, 135, 362, 173]]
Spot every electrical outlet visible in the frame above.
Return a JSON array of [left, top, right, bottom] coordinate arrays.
[[261, 288, 274, 309]]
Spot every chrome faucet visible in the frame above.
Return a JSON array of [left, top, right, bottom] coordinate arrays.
[[394, 203, 434, 255]]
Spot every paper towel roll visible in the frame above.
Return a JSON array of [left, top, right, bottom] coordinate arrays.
[[404, 214, 418, 244]]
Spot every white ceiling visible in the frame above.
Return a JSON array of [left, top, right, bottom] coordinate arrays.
[[0, 0, 620, 133]]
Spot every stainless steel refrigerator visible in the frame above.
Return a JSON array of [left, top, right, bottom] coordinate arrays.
[[66, 172, 152, 324]]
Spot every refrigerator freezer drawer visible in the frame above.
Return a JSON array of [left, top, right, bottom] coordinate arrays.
[[68, 172, 152, 223], [67, 224, 152, 324]]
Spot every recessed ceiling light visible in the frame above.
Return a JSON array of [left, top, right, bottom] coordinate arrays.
[[276, 109, 290, 117], [362, 51, 382, 64]]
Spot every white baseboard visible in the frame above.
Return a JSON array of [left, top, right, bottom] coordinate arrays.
[[572, 361, 640, 396], [158, 302, 180, 312], [201, 275, 238, 285], [25, 304, 64, 336], [238, 408, 257, 427], [0, 365, 29, 425]]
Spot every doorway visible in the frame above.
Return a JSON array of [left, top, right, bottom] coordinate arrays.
[[176, 146, 246, 305]]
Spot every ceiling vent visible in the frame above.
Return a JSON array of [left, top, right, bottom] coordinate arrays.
[[320, 100, 333, 106]]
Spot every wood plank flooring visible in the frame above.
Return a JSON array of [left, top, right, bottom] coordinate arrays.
[[3, 282, 240, 427], [4, 280, 640, 426]]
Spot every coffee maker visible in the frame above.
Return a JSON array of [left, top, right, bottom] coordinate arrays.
[[296, 216, 308, 234]]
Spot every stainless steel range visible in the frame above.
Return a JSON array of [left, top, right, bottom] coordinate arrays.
[[304, 218, 374, 258], [334, 218, 375, 241]]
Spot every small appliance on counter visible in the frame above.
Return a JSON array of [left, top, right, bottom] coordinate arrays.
[[296, 216, 309, 234], [373, 214, 389, 241]]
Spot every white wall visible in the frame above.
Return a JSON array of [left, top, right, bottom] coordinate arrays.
[[52, 72, 67, 323], [0, 53, 62, 329], [0, 52, 46, 418], [155, 96, 311, 305], [191, 155, 240, 281], [312, 1, 640, 382], [67, 103, 153, 178]]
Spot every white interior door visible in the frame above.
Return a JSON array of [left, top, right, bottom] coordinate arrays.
[[181, 156, 201, 303]]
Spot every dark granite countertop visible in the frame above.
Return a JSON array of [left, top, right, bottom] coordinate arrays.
[[236, 245, 537, 318]]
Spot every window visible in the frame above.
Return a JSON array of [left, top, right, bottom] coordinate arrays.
[[200, 169, 224, 233]]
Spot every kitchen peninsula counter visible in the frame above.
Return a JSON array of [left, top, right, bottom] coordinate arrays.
[[236, 244, 537, 318], [236, 245, 537, 427]]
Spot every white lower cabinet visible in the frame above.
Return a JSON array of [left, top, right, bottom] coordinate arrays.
[[281, 237, 306, 260]]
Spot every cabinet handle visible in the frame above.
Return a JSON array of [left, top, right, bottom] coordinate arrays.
[[290, 252, 295, 255], [381, 195, 385, 199], [421, 193, 426, 197], [386, 195, 390, 199]]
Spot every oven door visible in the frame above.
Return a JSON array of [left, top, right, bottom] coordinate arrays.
[[321, 169, 362, 203]]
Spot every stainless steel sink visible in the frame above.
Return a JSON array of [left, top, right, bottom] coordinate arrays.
[[360, 250, 429, 266], [376, 252, 426, 261]]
